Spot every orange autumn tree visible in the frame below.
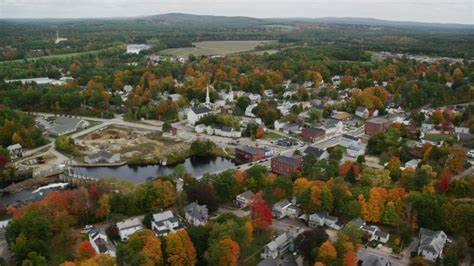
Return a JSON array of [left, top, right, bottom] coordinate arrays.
[[166, 229, 196, 266], [358, 194, 369, 221], [234, 170, 245, 191], [318, 240, 337, 265], [367, 188, 384, 222], [343, 251, 357, 266], [125, 229, 163, 265], [255, 127, 265, 139], [219, 238, 240, 266], [76, 240, 96, 260]]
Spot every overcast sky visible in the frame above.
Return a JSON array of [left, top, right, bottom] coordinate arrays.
[[1, 0, 473, 24]]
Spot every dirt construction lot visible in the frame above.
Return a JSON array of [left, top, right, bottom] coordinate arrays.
[[76, 125, 189, 160]]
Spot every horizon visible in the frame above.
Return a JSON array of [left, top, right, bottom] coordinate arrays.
[[1, 12, 473, 26], [1, 0, 473, 25]]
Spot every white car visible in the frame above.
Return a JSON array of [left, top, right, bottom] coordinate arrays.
[[468, 150, 474, 159]]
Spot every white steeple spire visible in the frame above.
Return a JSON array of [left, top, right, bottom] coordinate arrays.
[[205, 84, 210, 107]]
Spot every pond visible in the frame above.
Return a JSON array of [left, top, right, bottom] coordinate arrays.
[[72, 156, 236, 184]]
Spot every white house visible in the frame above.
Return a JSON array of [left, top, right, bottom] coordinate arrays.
[[308, 211, 343, 230], [340, 134, 360, 148], [117, 217, 143, 241], [404, 159, 421, 170], [187, 107, 212, 126], [418, 228, 447, 262], [347, 143, 366, 158], [272, 199, 301, 219], [88, 227, 115, 257], [274, 120, 288, 131], [207, 126, 242, 138], [421, 121, 435, 132], [454, 123, 470, 134], [355, 106, 369, 119], [151, 210, 182, 236], [321, 118, 343, 136], [235, 190, 255, 208], [184, 202, 208, 226], [261, 228, 303, 259], [361, 225, 390, 244], [6, 144, 22, 159]]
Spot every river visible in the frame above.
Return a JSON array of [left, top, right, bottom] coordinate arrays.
[[1, 156, 236, 207], [72, 156, 236, 184]]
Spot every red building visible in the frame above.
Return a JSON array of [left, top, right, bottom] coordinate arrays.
[[271, 155, 302, 176], [300, 127, 325, 142], [365, 116, 392, 136], [235, 145, 265, 163]]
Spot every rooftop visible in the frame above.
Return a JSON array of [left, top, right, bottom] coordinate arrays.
[[272, 155, 301, 166]]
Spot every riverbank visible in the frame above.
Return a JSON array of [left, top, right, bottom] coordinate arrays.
[[0, 175, 59, 195]]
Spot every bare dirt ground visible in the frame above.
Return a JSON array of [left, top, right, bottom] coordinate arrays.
[[76, 125, 189, 160]]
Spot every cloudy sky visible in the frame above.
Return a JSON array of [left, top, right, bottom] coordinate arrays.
[[1, 0, 473, 24]]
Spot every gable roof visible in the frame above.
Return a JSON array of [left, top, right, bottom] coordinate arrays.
[[272, 155, 301, 167], [238, 190, 255, 200], [192, 106, 211, 115], [117, 217, 143, 231], [185, 202, 208, 222], [304, 146, 327, 158], [237, 145, 265, 155]]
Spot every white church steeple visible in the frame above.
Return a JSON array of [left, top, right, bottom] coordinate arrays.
[[205, 84, 211, 108]]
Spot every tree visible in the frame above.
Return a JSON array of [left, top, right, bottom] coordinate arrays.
[[249, 192, 272, 230], [317, 240, 337, 265], [116, 229, 162, 265], [76, 240, 96, 260], [358, 194, 369, 222], [186, 181, 219, 213], [95, 193, 110, 220], [367, 188, 385, 223], [166, 229, 196, 266], [205, 238, 240, 266], [438, 168, 452, 193], [360, 168, 391, 187], [255, 128, 265, 139], [294, 228, 328, 261], [5, 211, 52, 262], [343, 251, 357, 266]]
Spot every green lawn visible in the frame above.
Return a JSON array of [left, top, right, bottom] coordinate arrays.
[[265, 131, 284, 140], [424, 134, 454, 142], [0, 43, 125, 64]]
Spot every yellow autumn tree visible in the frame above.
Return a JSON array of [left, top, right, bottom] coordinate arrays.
[[358, 194, 369, 221]]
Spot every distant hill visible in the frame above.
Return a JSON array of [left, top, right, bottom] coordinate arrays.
[[133, 13, 265, 28], [266, 17, 474, 30], [1, 13, 472, 30]]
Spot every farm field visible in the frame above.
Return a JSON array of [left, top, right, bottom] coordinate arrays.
[[160, 40, 276, 56]]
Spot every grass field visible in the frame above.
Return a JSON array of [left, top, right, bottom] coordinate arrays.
[[0, 43, 125, 64], [424, 133, 454, 142], [160, 40, 276, 57]]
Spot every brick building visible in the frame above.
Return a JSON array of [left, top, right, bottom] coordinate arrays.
[[236, 145, 265, 162], [300, 127, 325, 142], [365, 116, 392, 136], [271, 156, 302, 176]]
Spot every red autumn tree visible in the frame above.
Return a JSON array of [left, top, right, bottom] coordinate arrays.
[[76, 240, 96, 260], [343, 251, 357, 266], [249, 192, 272, 230], [438, 168, 452, 193]]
